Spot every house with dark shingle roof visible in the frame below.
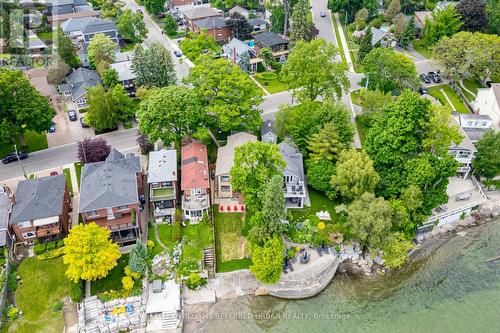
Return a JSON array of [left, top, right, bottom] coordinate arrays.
[[191, 16, 231, 42], [9, 175, 71, 243], [45, 0, 98, 25], [183, 5, 222, 31], [58, 67, 101, 109], [79, 149, 144, 247], [260, 120, 277, 144], [0, 186, 14, 248], [253, 31, 289, 59], [148, 149, 177, 223], [181, 141, 210, 223], [247, 18, 268, 32]]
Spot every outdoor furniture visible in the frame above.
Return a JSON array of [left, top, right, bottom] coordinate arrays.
[[456, 192, 472, 201], [300, 252, 310, 264], [316, 248, 323, 257]]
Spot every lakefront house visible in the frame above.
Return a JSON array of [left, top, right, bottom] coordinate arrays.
[[148, 149, 177, 224]]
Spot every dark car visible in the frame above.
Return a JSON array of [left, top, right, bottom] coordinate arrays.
[[157, 12, 167, 18], [173, 50, 182, 57], [320, 10, 326, 17], [136, 9, 143, 14], [428, 71, 442, 83], [2, 151, 28, 164], [48, 121, 56, 133], [419, 73, 431, 84], [80, 116, 89, 128], [68, 110, 77, 121], [418, 87, 429, 95]]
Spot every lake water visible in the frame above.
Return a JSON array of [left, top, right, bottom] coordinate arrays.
[[199, 220, 500, 333]]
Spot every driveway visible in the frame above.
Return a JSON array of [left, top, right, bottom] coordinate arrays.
[[47, 98, 94, 148]]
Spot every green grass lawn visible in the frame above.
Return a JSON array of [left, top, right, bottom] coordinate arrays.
[[91, 254, 129, 295], [428, 84, 470, 114], [36, 31, 55, 41], [459, 83, 476, 102], [483, 179, 500, 189], [6, 257, 71, 333], [355, 114, 371, 146], [147, 226, 164, 257], [331, 12, 347, 64], [462, 78, 483, 96], [214, 208, 251, 272], [0, 130, 48, 156], [182, 220, 213, 263], [290, 188, 340, 223], [253, 72, 288, 94], [62, 168, 73, 193], [412, 39, 432, 59], [157, 224, 175, 251], [74, 162, 82, 187], [351, 89, 361, 106]]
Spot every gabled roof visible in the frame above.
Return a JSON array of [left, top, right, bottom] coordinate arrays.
[[371, 27, 393, 46], [247, 18, 267, 26], [58, 67, 101, 100], [492, 84, 500, 104], [260, 120, 276, 137], [414, 11, 432, 27], [215, 132, 257, 176], [254, 31, 288, 47], [181, 141, 209, 190], [10, 175, 66, 224], [193, 16, 228, 29], [79, 149, 141, 213], [279, 142, 304, 179], [82, 18, 116, 35], [449, 117, 477, 152], [229, 5, 250, 17], [110, 60, 135, 82], [223, 37, 252, 56], [183, 6, 220, 20], [60, 16, 96, 33], [148, 149, 177, 184]]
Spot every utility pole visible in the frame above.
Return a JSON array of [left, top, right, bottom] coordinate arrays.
[[14, 144, 27, 180]]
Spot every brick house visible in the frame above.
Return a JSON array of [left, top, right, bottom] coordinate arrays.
[[9, 175, 71, 243], [253, 31, 289, 59], [148, 149, 177, 224], [79, 149, 144, 247], [181, 141, 210, 223], [192, 16, 231, 43], [182, 6, 222, 31]]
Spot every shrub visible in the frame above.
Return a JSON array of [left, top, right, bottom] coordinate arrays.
[[46, 241, 56, 250], [256, 72, 278, 81], [52, 301, 63, 312], [57, 240, 65, 248], [34, 242, 46, 255], [256, 62, 265, 72], [185, 273, 207, 290], [122, 275, 134, 291], [176, 261, 198, 277], [69, 281, 84, 302], [370, 18, 383, 28], [147, 240, 155, 250], [124, 265, 141, 280], [6, 306, 19, 322], [37, 247, 65, 260], [7, 270, 17, 292]]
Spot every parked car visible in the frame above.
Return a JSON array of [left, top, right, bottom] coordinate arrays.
[[418, 87, 429, 95], [2, 151, 28, 164], [68, 110, 77, 121], [419, 73, 431, 84], [80, 116, 89, 128], [48, 121, 56, 133], [136, 9, 142, 14], [157, 12, 167, 18], [50, 171, 59, 176], [428, 71, 442, 83], [173, 50, 182, 57], [320, 10, 326, 17]]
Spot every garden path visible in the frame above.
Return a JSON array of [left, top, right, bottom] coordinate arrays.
[[154, 223, 169, 251], [249, 75, 270, 96], [459, 80, 477, 98]]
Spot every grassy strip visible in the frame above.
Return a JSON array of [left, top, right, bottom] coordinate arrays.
[[351, 89, 361, 106], [462, 78, 483, 95], [0, 131, 48, 156], [459, 82, 476, 102], [62, 168, 73, 194], [428, 84, 469, 114], [74, 162, 82, 188], [331, 11, 347, 64], [217, 258, 252, 273], [412, 39, 432, 59], [253, 74, 288, 94]]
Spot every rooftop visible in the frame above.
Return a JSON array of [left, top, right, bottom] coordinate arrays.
[[215, 132, 257, 176], [0, 187, 12, 247], [193, 16, 228, 29], [260, 119, 276, 136], [181, 141, 209, 191], [279, 142, 304, 179], [110, 60, 135, 82], [254, 31, 288, 47], [183, 6, 221, 20], [148, 149, 177, 184], [79, 149, 141, 213], [247, 18, 267, 26], [10, 175, 66, 224], [58, 67, 101, 100]]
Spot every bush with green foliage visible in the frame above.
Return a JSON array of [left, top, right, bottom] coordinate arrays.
[[69, 281, 84, 302], [185, 273, 207, 290], [52, 301, 63, 312], [34, 242, 47, 255], [6, 306, 19, 322], [129, 241, 148, 275]]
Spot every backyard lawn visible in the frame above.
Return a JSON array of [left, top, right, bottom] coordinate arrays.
[[290, 188, 340, 224], [214, 208, 251, 272], [91, 254, 129, 295], [6, 257, 71, 333], [36, 31, 55, 41], [181, 220, 213, 263], [253, 72, 288, 94], [428, 84, 470, 114], [412, 39, 432, 59], [0, 130, 48, 156], [147, 226, 164, 257]]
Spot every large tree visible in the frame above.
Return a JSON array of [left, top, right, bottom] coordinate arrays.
[[77, 138, 111, 163], [85, 84, 135, 131], [47, 55, 69, 84], [308, 121, 351, 162], [281, 39, 348, 102], [185, 57, 262, 132], [179, 32, 219, 61], [456, 0, 488, 32], [347, 192, 392, 249], [398, 15, 415, 49], [87, 33, 116, 69], [331, 149, 380, 201], [249, 237, 285, 284], [227, 12, 253, 40], [56, 28, 80, 68], [487, 0, 500, 34], [132, 43, 176, 88], [385, 0, 401, 22], [63, 223, 121, 283], [230, 142, 286, 209], [305, 159, 336, 197], [116, 9, 148, 43], [329, 0, 378, 21], [433, 32, 500, 83], [143, 0, 166, 14], [0, 69, 55, 144], [422, 6, 463, 46], [362, 47, 419, 93], [365, 90, 461, 216], [473, 130, 500, 179], [382, 232, 414, 269], [137, 85, 205, 146], [357, 26, 373, 61], [358, 88, 393, 114], [290, 0, 315, 43]]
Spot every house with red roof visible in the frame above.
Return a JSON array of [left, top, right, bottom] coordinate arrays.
[[181, 141, 210, 223]]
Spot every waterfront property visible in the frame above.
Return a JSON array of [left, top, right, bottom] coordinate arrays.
[[449, 115, 477, 178], [9, 174, 71, 243], [181, 141, 210, 223], [214, 132, 257, 211], [457, 113, 493, 144], [148, 149, 177, 224], [146, 279, 183, 331], [79, 149, 144, 247], [279, 142, 306, 209]]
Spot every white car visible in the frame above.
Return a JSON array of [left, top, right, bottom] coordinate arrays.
[[320, 10, 326, 17]]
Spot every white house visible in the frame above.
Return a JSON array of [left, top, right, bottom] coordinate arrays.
[[474, 83, 500, 132], [148, 149, 178, 223], [449, 116, 477, 178], [458, 113, 493, 143], [279, 141, 306, 209]]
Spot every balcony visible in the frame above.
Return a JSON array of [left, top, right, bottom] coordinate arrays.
[[36, 222, 61, 237], [182, 194, 210, 211], [284, 180, 305, 198], [151, 187, 175, 201]]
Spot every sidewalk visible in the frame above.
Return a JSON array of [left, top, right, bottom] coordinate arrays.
[[334, 13, 354, 72]]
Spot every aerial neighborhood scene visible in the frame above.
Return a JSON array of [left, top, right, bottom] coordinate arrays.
[[0, 0, 500, 331]]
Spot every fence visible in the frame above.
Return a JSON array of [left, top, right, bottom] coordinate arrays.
[[0, 241, 14, 326], [450, 82, 475, 113]]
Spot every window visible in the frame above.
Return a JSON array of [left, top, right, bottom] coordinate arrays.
[[220, 175, 230, 182], [87, 210, 99, 217], [117, 205, 129, 211], [467, 121, 473, 126], [156, 200, 174, 209], [106, 207, 114, 219], [221, 185, 231, 192], [18, 221, 31, 229], [481, 121, 487, 126], [22, 231, 35, 239], [191, 188, 202, 195]]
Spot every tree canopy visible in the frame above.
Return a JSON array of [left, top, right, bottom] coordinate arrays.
[[290, 0, 316, 43], [143, 0, 166, 14], [230, 142, 286, 209], [87, 33, 116, 69], [362, 47, 419, 94], [281, 39, 348, 102], [0, 69, 55, 144], [456, 0, 488, 32], [422, 6, 463, 46], [63, 223, 121, 283], [227, 12, 253, 40], [249, 237, 285, 284], [185, 57, 262, 132], [117, 9, 148, 43], [179, 32, 219, 61], [77, 138, 111, 163], [132, 43, 177, 88], [137, 85, 205, 146], [56, 28, 80, 68], [473, 130, 500, 179]]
